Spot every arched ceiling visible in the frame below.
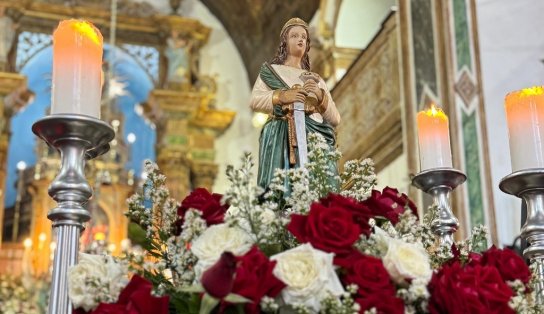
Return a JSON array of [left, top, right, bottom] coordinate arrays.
[[199, 0, 320, 82]]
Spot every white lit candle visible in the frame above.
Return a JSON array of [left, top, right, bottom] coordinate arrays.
[[416, 104, 453, 170], [505, 86, 544, 172], [51, 20, 103, 118]]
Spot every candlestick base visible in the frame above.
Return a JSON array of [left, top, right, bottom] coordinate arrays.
[[412, 167, 466, 246], [32, 114, 114, 314], [500, 169, 544, 304]]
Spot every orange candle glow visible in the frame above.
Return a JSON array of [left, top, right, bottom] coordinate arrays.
[[416, 104, 453, 170], [51, 20, 103, 118], [504, 86, 544, 171]]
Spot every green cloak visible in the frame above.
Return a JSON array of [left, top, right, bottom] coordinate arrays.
[[256, 63, 339, 190]]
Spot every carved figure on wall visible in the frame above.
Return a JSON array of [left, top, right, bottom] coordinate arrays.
[[169, 0, 183, 15], [249, 17, 341, 189], [165, 30, 192, 90], [0, 6, 16, 72], [2, 86, 34, 133]]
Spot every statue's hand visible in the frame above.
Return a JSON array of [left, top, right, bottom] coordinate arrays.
[[279, 89, 308, 104], [303, 80, 323, 102]]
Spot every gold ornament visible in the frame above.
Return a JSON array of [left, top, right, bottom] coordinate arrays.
[[280, 17, 309, 38]]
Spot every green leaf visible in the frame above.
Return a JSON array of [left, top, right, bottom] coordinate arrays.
[[223, 293, 251, 304], [128, 222, 152, 250], [180, 284, 204, 293], [189, 293, 202, 314], [169, 295, 190, 313], [199, 293, 219, 314]]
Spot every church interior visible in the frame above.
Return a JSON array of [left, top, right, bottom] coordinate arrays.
[[0, 0, 543, 307]]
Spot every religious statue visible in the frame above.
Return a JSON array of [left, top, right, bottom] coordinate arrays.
[[249, 17, 341, 189], [0, 5, 15, 72], [2, 86, 34, 133], [165, 29, 191, 89]]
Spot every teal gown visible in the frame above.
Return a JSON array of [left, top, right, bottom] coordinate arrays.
[[256, 63, 339, 190]]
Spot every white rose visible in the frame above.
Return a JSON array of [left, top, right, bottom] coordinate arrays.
[[191, 223, 253, 278], [382, 238, 432, 284], [271, 244, 344, 312], [68, 253, 128, 312]]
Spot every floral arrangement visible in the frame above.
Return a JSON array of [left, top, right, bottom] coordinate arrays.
[[68, 134, 541, 314], [0, 274, 49, 314]]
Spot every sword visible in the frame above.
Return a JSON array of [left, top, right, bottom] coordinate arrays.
[[293, 101, 308, 167], [293, 72, 320, 167]]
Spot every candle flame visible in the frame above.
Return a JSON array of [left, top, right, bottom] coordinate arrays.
[[520, 86, 544, 97], [505, 86, 544, 107], [421, 104, 448, 120], [94, 232, 106, 241], [70, 20, 102, 46], [55, 20, 102, 46]]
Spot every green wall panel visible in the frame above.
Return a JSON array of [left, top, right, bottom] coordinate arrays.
[[462, 110, 484, 227], [453, 0, 473, 72], [411, 0, 438, 108]]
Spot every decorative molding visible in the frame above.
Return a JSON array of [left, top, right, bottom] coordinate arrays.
[[15, 31, 51, 71], [146, 88, 234, 198], [190, 109, 235, 135], [0, 0, 211, 51], [120, 44, 159, 84], [454, 68, 477, 107], [0, 71, 25, 95], [333, 12, 401, 172]]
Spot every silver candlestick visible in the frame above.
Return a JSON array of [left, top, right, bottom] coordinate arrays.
[[500, 169, 544, 303], [32, 114, 114, 314], [412, 168, 467, 246]]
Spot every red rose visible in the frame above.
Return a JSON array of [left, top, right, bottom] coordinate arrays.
[[287, 203, 361, 266], [381, 187, 417, 215], [356, 294, 404, 314], [201, 252, 237, 299], [362, 187, 417, 225], [479, 246, 530, 284], [225, 246, 286, 313], [77, 275, 169, 314], [429, 262, 514, 314], [176, 188, 229, 233], [343, 252, 396, 298], [319, 194, 373, 236]]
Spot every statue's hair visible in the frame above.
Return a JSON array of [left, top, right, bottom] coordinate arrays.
[[270, 25, 311, 71]]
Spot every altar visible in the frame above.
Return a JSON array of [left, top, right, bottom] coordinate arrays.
[[0, 0, 543, 313]]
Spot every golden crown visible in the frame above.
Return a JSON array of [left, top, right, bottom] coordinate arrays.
[[280, 17, 309, 38]]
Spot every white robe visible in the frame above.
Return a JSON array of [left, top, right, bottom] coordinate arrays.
[[249, 64, 341, 127]]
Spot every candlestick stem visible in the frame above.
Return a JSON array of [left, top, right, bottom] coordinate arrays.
[[32, 114, 114, 314], [412, 168, 466, 247], [500, 169, 544, 304]]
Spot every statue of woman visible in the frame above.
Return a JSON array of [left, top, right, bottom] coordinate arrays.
[[165, 30, 191, 89], [249, 17, 340, 189]]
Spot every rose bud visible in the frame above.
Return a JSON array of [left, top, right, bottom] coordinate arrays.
[[201, 252, 237, 299]]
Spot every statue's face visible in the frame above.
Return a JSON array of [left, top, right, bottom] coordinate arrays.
[[286, 26, 308, 58]]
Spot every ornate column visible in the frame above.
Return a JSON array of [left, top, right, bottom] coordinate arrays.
[[28, 178, 56, 275], [144, 14, 232, 199], [191, 162, 218, 190], [95, 184, 133, 255], [147, 90, 202, 200], [0, 73, 27, 247], [146, 89, 234, 199], [189, 107, 235, 190]]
